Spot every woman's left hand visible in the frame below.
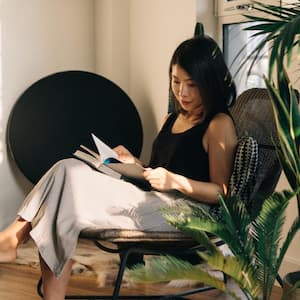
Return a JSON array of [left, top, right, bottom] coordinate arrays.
[[113, 145, 136, 163], [143, 167, 174, 191]]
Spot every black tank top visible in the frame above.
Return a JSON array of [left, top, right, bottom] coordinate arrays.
[[149, 113, 211, 181]]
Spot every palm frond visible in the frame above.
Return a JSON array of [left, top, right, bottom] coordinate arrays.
[[276, 214, 300, 272], [163, 196, 254, 262], [264, 74, 300, 190], [253, 190, 293, 298], [288, 84, 300, 149], [164, 214, 225, 254], [276, 17, 300, 75], [251, 1, 300, 19], [127, 256, 243, 300], [276, 147, 299, 189], [218, 195, 254, 258], [176, 216, 244, 254], [232, 33, 275, 80], [239, 1, 300, 77], [245, 20, 285, 33], [199, 251, 261, 299], [277, 63, 292, 108]]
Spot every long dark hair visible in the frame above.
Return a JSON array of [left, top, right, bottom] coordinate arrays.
[[169, 36, 236, 117]]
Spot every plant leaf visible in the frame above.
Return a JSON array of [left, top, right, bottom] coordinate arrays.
[[127, 256, 243, 300], [264, 75, 300, 189], [238, 1, 300, 78], [199, 251, 261, 298], [253, 190, 293, 299], [277, 207, 300, 272]]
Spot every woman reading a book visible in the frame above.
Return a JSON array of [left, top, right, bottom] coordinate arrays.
[[0, 35, 237, 299]]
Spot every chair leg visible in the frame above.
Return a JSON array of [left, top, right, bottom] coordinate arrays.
[[112, 247, 132, 300], [276, 274, 283, 287], [112, 246, 163, 299], [37, 277, 43, 298]]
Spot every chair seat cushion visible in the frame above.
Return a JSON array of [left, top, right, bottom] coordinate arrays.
[[80, 228, 222, 246], [80, 228, 192, 242]]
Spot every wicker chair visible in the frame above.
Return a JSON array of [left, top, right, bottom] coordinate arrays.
[[7, 69, 281, 299], [230, 88, 282, 218], [75, 88, 281, 299]]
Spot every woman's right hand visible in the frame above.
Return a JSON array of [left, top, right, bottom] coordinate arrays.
[[143, 167, 178, 191]]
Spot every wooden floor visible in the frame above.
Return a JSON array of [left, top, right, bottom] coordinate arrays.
[[0, 262, 283, 300]]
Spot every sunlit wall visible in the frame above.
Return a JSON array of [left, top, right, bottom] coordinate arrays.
[[0, 0, 96, 229]]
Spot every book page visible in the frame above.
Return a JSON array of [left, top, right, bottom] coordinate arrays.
[[80, 145, 101, 160], [91, 133, 145, 181], [91, 133, 118, 162], [73, 150, 101, 168]]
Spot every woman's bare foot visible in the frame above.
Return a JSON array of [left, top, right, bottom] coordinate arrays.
[[0, 234, 18, 262], [0, 218, 31, 262]]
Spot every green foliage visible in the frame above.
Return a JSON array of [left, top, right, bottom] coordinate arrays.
[[128, 190, 299, 299], [127, 256, 232, 296], [264, 71, 300, 193], [242, 1, 300, 78]]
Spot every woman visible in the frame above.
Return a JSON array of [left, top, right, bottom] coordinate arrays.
[[0, 36, 237, 299]]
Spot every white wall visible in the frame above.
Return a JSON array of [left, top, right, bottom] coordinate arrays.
[[95, 0, 130, 93], [129, 0, 197, 161], [94, 0, 199, 161], [196, 0, 217, 40], [0, 0, 211, 228], [0, 0, 96, 228]]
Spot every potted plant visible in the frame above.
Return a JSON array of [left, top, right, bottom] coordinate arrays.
[[128, 2, 300, 299]]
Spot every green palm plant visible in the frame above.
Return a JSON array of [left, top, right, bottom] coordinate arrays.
[[128, 2, 300, 299], [128, 189, 300, 299]]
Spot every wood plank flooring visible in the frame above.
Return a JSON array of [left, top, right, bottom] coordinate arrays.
[[0, 243, 281, 300], [0, 262, 283, 300]]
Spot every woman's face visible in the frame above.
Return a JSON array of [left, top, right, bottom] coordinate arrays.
[[171, 64, 202, 114]]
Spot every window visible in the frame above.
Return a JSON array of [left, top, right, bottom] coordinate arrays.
[[223, 21, 269, 95]]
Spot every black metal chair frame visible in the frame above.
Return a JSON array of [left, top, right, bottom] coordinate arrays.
[[37, 237, 226, 299]]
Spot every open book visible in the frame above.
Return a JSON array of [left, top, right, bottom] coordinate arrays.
[[73, 134, 146, 182]]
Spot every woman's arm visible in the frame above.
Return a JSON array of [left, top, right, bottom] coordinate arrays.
[[144, 113, 237, 204], [114, 114, 172, 166]]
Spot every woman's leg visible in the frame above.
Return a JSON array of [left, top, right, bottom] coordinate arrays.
[[40, 255, 73, 300], [0, 217, 31, 262]]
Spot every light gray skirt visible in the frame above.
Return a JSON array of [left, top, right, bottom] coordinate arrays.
[[18, 158, 211, 277]]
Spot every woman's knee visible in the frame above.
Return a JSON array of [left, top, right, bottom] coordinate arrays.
[[53, 158, 81, 170]]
